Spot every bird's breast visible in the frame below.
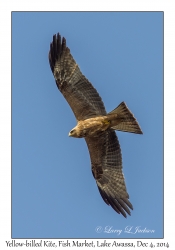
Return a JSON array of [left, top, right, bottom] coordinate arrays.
[[77, 116, 110, 137]]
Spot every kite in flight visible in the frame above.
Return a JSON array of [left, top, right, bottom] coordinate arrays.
[[49, 33, 143, 218]]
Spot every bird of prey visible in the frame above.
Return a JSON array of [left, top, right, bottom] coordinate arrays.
[[49, 33, 143, 218]]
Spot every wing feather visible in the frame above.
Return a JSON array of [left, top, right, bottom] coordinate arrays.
[[85, 129, 133, 217], [49, 33, 106, 120]]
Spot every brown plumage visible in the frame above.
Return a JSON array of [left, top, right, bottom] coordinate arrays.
[[49, 33, 143, 218]]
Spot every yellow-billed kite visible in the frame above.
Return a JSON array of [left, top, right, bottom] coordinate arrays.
[[49, 33, 143, 218]]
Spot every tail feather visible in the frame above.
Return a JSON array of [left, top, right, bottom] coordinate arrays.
[[107, 102, 143, 134]]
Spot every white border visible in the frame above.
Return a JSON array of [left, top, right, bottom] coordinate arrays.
[[0, 0, 174, 248]]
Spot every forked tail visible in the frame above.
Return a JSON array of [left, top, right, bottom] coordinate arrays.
[[107, 102, 143, 134]]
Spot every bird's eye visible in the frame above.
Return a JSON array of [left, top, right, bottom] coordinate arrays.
[[70, 129, 75, 134]]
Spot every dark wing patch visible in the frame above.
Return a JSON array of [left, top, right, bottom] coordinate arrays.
[[49, 33, 106, 120], [85, 130, 133, 218]]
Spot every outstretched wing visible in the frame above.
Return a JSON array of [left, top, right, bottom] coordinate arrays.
[[85, 130, 133, 218], [49, 33, 106, 120]]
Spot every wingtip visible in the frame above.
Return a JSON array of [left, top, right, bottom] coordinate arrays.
[[49, 32, 67, 73]]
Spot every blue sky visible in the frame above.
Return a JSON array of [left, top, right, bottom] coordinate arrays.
[[12, 12, 163, 239]]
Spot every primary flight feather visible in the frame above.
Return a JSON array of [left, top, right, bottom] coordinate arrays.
[[49, 33, 143, 218]]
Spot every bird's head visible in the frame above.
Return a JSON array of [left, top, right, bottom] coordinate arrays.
[[68, 128, 77, 138]]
